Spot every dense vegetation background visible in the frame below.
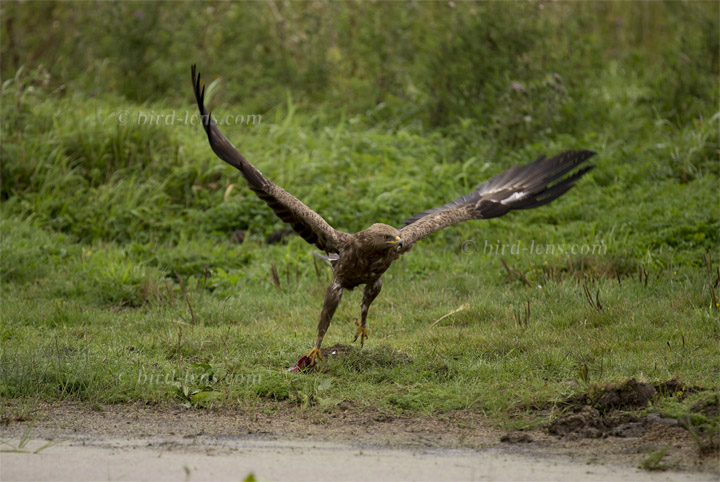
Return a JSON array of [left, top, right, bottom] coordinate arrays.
[[3, 1, 718, 257], [0, 1, 718, 423]]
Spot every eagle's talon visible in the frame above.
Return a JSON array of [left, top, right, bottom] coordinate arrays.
[[307, 348, 323, 366], [353, 320, 368, 347]]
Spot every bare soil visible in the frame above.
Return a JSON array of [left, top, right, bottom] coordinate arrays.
[[547, 378, 719, 457]]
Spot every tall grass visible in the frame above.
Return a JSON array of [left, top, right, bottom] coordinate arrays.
[[2, 2, 717, 128]]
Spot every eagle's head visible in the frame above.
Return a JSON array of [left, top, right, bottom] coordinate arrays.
[[362, 223, 403, 251]]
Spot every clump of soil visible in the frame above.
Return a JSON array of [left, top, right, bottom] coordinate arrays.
[[549, 406, 604, 438], [654, 376, 688, 396], [559, 378, 656, 414], [548, 378, 692, 441], [595, 378, 656, 412], [548, 406, 679, 440]]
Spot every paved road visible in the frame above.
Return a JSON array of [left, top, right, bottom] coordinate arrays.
[[1, 435, 712, 482]]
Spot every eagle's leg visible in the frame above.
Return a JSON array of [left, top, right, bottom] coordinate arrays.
[[354, 278, 383, 347], [308, 280, 343, 365]]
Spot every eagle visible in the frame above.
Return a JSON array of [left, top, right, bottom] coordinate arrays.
[[191, 66, 595, 366]]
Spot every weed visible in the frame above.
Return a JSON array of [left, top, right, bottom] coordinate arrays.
[[0, 429, 59, 454], [640, 446, 670, 471]]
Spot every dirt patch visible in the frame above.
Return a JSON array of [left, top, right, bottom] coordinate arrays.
[[548, 406, 680, 439], [0, 400, 498, 451], [500, 432, 533, 444], [692, 396, 719, 419], [547, 377, 718, 464], [549, 379, 661, 440]]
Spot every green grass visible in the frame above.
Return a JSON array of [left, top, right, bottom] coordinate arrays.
[[641, 446, 671, 471], [1, 210, 718, 425], [1, 2, 718, 434]]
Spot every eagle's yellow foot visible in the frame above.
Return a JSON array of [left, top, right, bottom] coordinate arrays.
[[307, 348, 323, 366], [353, 320, 368, 346]]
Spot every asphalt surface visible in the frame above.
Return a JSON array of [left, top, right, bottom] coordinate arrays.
[[1, 435, 713, 482]]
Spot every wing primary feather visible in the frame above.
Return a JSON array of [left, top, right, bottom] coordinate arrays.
[[399, 150, 595, 246], [191, 65, 343, 252], [399, 151, 594, 228]]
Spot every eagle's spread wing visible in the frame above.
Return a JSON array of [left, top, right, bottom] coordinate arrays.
[[191, 66, 346, 253], [399, 150, 595, 246]]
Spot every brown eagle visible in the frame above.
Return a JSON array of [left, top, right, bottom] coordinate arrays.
[[191, 66, 595, 365]]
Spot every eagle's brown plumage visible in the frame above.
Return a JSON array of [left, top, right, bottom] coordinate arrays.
[[191, 66, 596, 364], [191, 65, 346, 254]]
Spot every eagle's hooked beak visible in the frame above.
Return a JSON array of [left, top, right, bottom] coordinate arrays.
[[387, 236, 403, 248]]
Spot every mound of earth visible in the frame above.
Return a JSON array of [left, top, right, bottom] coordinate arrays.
[[559, 378, 657, 414], [548, 406, 679, 439], [548, 377, 715, 451]]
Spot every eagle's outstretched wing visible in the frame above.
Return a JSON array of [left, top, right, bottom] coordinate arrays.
[[399, 150, 596, 247], [191, 65, 346, 253]]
